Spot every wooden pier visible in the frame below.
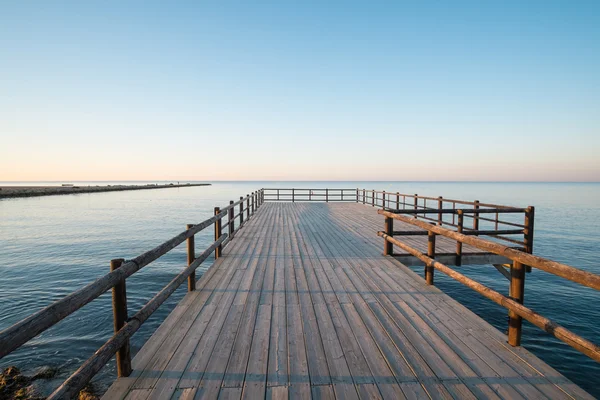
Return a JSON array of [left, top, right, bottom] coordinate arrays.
[[0, 189, 598, 399]]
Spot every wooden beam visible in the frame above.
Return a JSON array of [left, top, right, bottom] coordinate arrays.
[[186, 224, 196, 291], [426, 231, 435, 285], [508, 261, 526, 346], [492, 264, 511, 281], [110, 259, 131, 377]]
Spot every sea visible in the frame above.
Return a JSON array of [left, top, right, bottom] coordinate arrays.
[[0, 181, 599, 397]]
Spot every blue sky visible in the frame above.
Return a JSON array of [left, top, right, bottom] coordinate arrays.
[[1, 1, 599, 181]]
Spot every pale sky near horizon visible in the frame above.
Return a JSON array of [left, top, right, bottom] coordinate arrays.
[[1, 1, 599, 182]]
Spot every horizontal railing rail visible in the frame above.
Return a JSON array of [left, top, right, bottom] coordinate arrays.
[[263, 188, 358, 202], [377, 209, 600, 363], [0, 189, 265, 399], [389, 208, 527, 214], [362, 189, 520, 209]]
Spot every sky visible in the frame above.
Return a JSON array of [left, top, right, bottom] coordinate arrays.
[[1, 1, 599, 182]]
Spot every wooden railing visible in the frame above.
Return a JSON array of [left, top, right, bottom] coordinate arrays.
[[377, 209, 600, 363], [263, 188, 357, 202], [0, 189, 265, 399], [359, 189, 532, 254]]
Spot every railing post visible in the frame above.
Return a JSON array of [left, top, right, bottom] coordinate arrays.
[[239, 197, 244, 225], [508, 261, 525, 346], [524, 206, 535, 273], [473, 200, 480, 234], [326, 188, 329, 202], [452, 202, 456, 224], [186, 224, 196, 292], [524, 206, 535, 254], [372, 190, 375, 207], [110, 258, 132, 377], [228, 200, 234, 237], [456, 210, 464, 266], [363, 189, 365, 204], [277, 189, 280, 201], [413, 194, 418, 218], [356, 188, 359, 203], [437, 196, 443, 225], [382, 191, 386, 209], [214, 207, 222, 259], [384, 216, 393, 256], [251, 192, 255, 214], [426, 229, 436, 285], [292, 188, 295, 203], [247, 194, 250, 220], [396, 192, 400, 210], [341, 189, 344, 201]]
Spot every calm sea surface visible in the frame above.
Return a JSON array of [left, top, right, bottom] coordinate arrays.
[[1, 181, 599, 397]]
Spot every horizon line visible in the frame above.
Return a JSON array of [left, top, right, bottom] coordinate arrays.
[[1, 180, 599, 184]]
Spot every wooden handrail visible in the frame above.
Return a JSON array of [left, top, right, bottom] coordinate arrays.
[[262, 188, 359, 203], [378, 209, 600, 291], [360, 189, 530, 247], [392, 229, 524, 236], [262, 188, 356, 191], [463, 213, 527, 229], [388, 208, 527, 214], [0, 209, 223, 358], [377, 231, 600, 363], [48, 234, 228, 399], [367, 189, 520, 209], [263, 194, 353, 197]]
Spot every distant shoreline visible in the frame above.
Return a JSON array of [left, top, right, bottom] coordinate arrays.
[[0, 183, 211, 199]]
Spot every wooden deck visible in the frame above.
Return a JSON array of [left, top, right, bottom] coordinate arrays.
[[103, 203, 592, 400]]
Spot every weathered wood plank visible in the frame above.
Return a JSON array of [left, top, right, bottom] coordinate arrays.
[[266, 386, 289, 400], [217, 387, 242, 400], [172, 387, 197, 400], [287, 304, 310, 398], [242, 304, 272, 399], [267, 304, 288, 387], [296, 265, 331, 386]]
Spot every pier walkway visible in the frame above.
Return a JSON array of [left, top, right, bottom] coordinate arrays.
[[103, 202, 592, 399]]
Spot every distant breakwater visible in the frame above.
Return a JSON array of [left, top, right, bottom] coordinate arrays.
[[0, 183, 211, 199]]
